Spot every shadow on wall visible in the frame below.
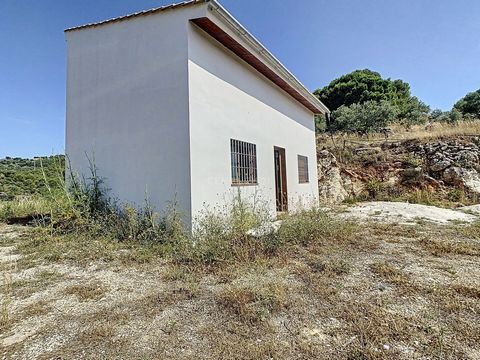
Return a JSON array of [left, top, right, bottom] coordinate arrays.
[[188, 24, 315, 131]]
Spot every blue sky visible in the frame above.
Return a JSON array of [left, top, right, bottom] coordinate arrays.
[[1, 0, 479, 158]]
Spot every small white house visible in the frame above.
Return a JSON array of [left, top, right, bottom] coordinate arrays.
[[65, 0, 329, 225]]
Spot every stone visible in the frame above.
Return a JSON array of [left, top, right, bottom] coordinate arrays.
[[443, 167, 480, 194], [317, 151, 348, 204], [342, 174, 364, 196], [462, 171, 480, 194], [442, 167, 465, 186], [430, 159, 451, 172], [400, 167, 424, 184], [353, 147, 381, 155], [455, 150, 479, 168]]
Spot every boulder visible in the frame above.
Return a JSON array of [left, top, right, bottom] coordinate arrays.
[[455, 150, 479, 168], [443, 167, 480, 194], [400, 167, 424, 184], [443, 167, 466, 186], [317, 150, 347, 204], [430, 159, 452, 172]]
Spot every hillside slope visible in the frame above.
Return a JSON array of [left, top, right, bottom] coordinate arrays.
[[0, 156, 64, 199], [317, 133, 480, 208]]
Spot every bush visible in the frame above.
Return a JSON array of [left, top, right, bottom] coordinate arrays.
[[431, 109, 463, 124], [315, 69, 429, 126], [176, 195, 274, 264], [454, 89, 480, 118], [1, 157, 360, 267], [330, 100, 398, 134], [217, 280, 287, 323], [275, 208, 357, 246]]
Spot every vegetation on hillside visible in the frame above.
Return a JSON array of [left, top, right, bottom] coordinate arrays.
[[454, 88, 480, 118], [314, 69, 430, 132], [327, 100, 398, 134], [314, 69, 478, 134], [0, 155, 64, 199]]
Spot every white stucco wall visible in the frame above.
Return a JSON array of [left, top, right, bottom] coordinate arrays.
[[66, 5, 207, 221], [66, 3, 320, 225], [187, 22, 319, 219]]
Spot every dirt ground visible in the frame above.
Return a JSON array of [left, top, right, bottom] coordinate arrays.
[[1, 215, 480, 360]]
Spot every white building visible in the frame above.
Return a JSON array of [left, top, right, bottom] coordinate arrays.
[[65, 0, 329, 225]]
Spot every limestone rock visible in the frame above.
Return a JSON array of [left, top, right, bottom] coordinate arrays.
[[400, 167, 424, 184], [443, 167, 480, 194], [430, 159, 452, 172], [317, 150, 347, 204]]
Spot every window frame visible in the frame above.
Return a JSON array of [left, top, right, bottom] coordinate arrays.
[[230, 139, 258, 186], [297, 155, 309, 184]]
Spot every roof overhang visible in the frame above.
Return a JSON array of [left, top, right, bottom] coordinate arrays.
[[196, 1, 329, 115]]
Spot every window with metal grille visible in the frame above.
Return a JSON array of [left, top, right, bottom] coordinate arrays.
[[230, 139, 257, 185], [298, 155, 309, 183]]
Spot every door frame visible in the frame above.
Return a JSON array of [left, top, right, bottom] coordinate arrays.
[[273, 146, 288, 212]]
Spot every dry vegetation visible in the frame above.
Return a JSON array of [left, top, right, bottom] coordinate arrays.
[[319, 120, 480, 147], [316, 120, 480, 209], [1, 125, 480, 358], [1, 214, 480, 359]]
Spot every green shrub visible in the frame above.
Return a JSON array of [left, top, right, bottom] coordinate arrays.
[[432, 109, 463, 124], [275, 208, 357, 246], [315, 69, 429, 127], [178, 195, 273, 265], [331, 100, 398, 134], [454, 89, 480, 118], [0, 156, 65, 198], [364, 178, 385, 199]]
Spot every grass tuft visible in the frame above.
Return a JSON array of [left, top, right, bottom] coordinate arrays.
[[217, 280, 287, 323], [64, 282, 106, 302]]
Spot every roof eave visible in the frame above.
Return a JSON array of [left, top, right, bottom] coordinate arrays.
[[206, 0, 329, 115]]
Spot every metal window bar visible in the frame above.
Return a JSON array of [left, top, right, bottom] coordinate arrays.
[[231, 139, 257, 185]]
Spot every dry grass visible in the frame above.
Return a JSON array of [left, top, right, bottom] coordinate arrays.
[[21, 301, 51, 318], [319, 120, 480, 146], [419, 237, 480, 256], [64, 281, 106, 302], [217, 279, 287, 323], [0, 196, 52, 223], [451, 284, 480, 299], [0, 273, 12, 332], [2, 217, 480, 359], [370, 261, 411, 286]]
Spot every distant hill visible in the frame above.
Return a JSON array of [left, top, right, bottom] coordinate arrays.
[[0, 155, 65, 199]]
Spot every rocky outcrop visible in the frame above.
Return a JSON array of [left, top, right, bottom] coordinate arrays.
[[399, 137, 480, 194], [443, 167, 480, 193], [317, 136, 480, 204], [317, 150, 347, 203]]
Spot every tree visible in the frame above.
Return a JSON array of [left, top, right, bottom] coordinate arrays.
[[330, 100, 398, 134], [449, 109, 463, 123], [398, 96, 430, 125], [314, 69, 429, 127], [430, 109, 444, 120], [430, 109, 463, 124], [453, 89, 480, 118]]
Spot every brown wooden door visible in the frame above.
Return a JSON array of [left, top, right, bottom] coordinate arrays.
[[274, 147, 288, 212]]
